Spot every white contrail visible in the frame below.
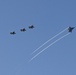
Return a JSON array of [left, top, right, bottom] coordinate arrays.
[[29, 33, 70, 62], [31, 27, 68, 55]]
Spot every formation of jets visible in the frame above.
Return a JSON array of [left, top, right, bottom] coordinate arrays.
[[10, 25, 34, 35], [10, 26, 75, 35]]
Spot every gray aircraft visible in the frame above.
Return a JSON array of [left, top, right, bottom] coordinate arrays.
[[29, 25, 34, 29], [20, 28, 26, 32], [68, 26, 75, 32], [10, 31, 16, 35]]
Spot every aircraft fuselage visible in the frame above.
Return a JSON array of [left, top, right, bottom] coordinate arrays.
[[68, 27, 75, 32]]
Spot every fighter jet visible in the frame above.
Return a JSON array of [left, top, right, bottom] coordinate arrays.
[[68, 26, 75, 32], [29, 25, 34, 29], [10, 31, 16, 35], [20, 28, 26, 32]]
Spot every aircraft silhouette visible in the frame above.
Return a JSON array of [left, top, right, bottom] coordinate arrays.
[[10, 31, 16, 35], [29, 25, 34, 29], [20, 28, 26, 32], [68, 26, 75, 32]]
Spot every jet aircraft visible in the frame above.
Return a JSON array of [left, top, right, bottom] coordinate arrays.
[[68, 26, 75, 32], [20, 28, 26, 32], [10, 31, 16, 35], [29, 25, 34, 29]]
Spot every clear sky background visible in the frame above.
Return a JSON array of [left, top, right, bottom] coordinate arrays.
[[0, 0, 76, 75]]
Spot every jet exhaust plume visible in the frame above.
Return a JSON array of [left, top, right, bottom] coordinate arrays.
[[29, 33, 70, 62], [31, 27, 68, 55]]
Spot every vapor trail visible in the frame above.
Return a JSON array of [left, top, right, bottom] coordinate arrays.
[[29, 33, 70, 62], [31, 27, 68, 55]]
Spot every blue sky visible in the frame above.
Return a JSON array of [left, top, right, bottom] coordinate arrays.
[[0, 0, 76, 75]]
